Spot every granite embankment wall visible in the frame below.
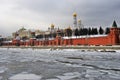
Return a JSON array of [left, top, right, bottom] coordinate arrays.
[[0, 45, 120, 50]]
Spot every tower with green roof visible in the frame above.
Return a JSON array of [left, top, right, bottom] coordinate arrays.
[[112, 20, 117, 28]]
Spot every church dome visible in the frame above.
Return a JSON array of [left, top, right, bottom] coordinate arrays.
[[51, 24, 54, 28], [78, 19, 81, 22], [73, 12, 77, 17]]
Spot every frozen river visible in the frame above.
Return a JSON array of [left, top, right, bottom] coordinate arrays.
[[0, 48, 120, 80]]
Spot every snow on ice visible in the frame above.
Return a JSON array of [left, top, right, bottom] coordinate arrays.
[[0, 48, 120, 80], [9, 72, 42, 80]]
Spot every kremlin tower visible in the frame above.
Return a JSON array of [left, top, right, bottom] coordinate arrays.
[[1, 13, 120, 46]]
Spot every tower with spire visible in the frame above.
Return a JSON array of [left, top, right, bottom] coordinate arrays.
[[110, 20, 120, 45], [112, 20, 117, 28]]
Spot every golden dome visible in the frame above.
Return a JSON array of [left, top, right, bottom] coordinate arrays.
[[67, 26, 71, 29], [51, 24, 54, 28], [78, 19, 81, 22], [73, 12, 77, 17]]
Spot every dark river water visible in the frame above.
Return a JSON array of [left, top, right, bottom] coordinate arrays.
[[0, 48, 120, 80]]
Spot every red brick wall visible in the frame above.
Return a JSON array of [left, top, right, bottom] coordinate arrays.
[[8, 27, 120, 46], [66, 36, 110, 46]]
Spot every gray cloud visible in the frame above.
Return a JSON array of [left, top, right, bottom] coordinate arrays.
[[0, 0, 120, 36]]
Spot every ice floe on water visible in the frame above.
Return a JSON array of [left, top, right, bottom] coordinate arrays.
[[85, 69, 104, 78], [0, 48, 120, 80], [0, 66, 8, 73], [9, 72, 42, 80], [108, 72, 120, 79], [46, 79, 59, 80], [57, 72, 81, 80], [0, 76, 2, 80], [116, 50, 120, 53]]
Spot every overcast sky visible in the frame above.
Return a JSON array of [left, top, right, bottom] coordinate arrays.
[[0, 0, 120, 36]]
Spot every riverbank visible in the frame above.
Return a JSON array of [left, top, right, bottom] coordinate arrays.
[[0, 45, 120, 50]]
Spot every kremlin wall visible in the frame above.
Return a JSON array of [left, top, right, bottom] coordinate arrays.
[[0, 13, 120, 47]]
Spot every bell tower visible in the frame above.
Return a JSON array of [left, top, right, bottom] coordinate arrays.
[[73, 12, 77, 29]]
